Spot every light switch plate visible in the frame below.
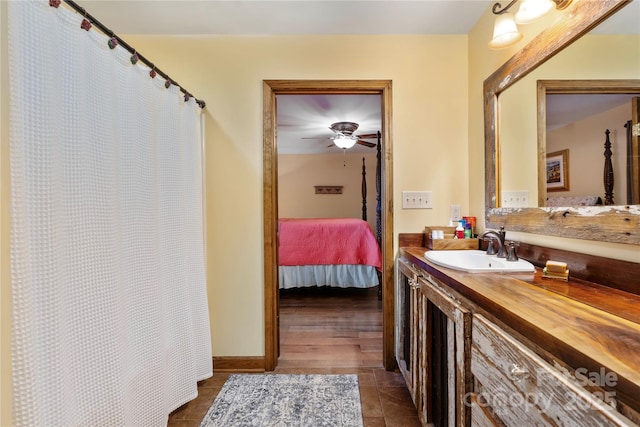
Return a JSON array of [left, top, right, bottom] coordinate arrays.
[[402, 191, 433, 209], [502, 191, 530, 207]]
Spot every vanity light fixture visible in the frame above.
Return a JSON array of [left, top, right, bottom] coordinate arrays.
[[333, 134, 358, 149], [488, 0, 573, 49], [488, 11, 522, 49]]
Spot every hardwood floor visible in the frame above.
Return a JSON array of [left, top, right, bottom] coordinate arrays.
[[168, 287, 420, 426], [277, 286, 384, 368]]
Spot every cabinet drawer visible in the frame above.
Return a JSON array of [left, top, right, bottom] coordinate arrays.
[[472, 314, 635, 427]]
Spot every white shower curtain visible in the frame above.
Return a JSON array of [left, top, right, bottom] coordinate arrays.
[[8, 2, 211, 426]]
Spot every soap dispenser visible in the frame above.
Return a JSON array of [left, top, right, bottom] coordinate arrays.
[[455, 220, 464, 239]]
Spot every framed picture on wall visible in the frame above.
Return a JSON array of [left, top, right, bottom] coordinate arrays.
[[546, 149, 570, 192]]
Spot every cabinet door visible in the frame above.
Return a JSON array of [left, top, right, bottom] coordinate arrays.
[[396, 258, 421, 400], [472, 314, 636, 427], [418, 274, 472, 427]]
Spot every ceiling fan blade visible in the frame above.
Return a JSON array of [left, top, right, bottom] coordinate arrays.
[[356, 139, 377, 148], [301, 136, 331, 140], [356, 133, 379, 139]]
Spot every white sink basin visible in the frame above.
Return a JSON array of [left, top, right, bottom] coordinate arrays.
[[424, 250, 535, 273]]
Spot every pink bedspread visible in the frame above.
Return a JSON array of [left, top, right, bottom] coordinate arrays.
[[278, 218, 382, 270]]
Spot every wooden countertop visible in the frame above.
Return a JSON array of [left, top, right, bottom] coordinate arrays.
[[400, 246, 640, 412]]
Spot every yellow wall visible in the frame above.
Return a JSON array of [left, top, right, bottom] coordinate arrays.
[[119, 34, 470, 357], [278, 152, 378, 231]]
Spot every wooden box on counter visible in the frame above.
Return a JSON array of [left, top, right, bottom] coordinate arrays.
[[424, 226, 479, 250]]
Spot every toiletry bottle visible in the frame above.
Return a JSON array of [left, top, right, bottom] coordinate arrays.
[[455, 220, 464, 239], [464, 223, 472, 239]]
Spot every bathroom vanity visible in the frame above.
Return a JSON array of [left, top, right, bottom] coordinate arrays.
[[396, 234, 640, 427]]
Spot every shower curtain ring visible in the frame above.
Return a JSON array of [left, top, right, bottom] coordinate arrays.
[[80, 9, 92, 31], [108, 36, 118, 50]]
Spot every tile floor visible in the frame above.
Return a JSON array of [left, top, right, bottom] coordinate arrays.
[[168, 287, 420, 426]]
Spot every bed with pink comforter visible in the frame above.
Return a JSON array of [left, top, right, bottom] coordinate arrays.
[[278, 218, 382, 289]]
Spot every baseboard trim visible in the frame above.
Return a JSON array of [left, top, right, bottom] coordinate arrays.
[[212, 356, 265, 373]]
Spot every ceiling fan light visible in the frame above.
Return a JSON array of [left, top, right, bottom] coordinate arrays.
[[333, 135, 357, 149], [488, 13, 523, 49], [515, 0, 555, 24]]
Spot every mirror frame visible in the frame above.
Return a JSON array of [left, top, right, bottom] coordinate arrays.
[[537, 79, 640, 207], [484, 0, 640, 245]]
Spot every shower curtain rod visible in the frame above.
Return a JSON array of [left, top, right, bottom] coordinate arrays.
[[59, 0, 206, 108]]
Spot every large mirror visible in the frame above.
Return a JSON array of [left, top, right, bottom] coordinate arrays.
[[484, 0, 640, 245]]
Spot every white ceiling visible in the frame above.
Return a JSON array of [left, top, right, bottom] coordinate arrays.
[[79, 0, 640, 37], [82, 1, 493, 36], [546, 94, 637, 132], [81, 0, 639, 154]]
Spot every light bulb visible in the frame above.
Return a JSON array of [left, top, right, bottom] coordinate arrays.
[[333, 135, 357, 149]]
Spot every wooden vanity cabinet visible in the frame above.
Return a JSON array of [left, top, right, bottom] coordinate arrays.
[[397, 248, 639, 427]]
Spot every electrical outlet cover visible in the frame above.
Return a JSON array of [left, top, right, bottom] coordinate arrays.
[[450, 204, 461, 221]]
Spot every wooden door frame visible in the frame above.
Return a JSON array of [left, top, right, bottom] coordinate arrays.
[[263, 79, 395, 371]]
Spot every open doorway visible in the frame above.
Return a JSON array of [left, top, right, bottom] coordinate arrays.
[[262, 80, 395, 371], [276, 93, 382, 368]]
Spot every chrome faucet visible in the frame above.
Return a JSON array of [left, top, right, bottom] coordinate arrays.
[[479, 226, 506, 258]]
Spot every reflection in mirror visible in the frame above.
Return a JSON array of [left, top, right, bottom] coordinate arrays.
[[498, 29, 640, 208], [484, 0, 640, 245], [539, 81, 640, 207]]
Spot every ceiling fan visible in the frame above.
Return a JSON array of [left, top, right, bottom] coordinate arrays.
[[304, 122, 378, 149]]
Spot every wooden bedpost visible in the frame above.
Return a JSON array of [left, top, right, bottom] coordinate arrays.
[[376, 131, 382, 301], [604, 129, 614, 205], [362, 157, 367, 221], [376, 131, 382, 244]]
